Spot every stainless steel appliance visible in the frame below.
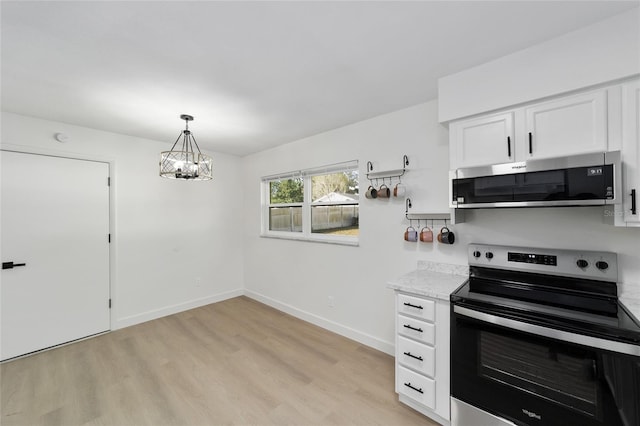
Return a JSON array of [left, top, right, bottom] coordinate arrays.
[[450, 244, 640, 426], [450, 151, 621, 208]]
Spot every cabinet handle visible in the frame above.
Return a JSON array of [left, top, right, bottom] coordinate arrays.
[[403, 324, 423, 333], [631, 189, 637, 215], [507, 136, 511, 157], [403, 351, 423, 361], [404, 382, 424, 394], [2, 262, 26, 270], [528, 132, 533, 154], [403, 302, 423, 310]]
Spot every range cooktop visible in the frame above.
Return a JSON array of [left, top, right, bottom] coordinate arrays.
[[450, 244, 640, 345]]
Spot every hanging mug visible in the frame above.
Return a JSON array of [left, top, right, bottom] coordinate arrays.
[[393, 183, 406, 198], [365, 186, 378, 199], [437, 226, 455, 244], [420, 227, 433, 243], [378, 184, 390, 198], [404, 226, 418, 242]]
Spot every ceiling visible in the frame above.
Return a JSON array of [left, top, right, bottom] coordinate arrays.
[[1, 1, 637, 157]]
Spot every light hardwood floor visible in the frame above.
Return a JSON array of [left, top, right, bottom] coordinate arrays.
[[1, 296, 436, 426]]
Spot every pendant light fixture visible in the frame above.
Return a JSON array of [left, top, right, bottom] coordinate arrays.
[[159, 114, 213, 180]]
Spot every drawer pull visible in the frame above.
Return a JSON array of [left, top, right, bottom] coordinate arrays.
[[403, 302, 423, 310], [403, 351, 423, 361], [403, 324, 423, 333], [404, 382, 423, 394]]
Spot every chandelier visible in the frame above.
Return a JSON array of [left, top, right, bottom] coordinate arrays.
[[159, 114, 213, 180]]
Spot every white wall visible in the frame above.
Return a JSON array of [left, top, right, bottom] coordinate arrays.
[[241, 100, 640, 355], [4, 8, 640, 357], [438, 8, 640, 122], [242, 101, 451, 353], [1, 112, 245, 329]]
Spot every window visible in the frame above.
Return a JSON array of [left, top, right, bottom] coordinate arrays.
[[268, 177, 303, 232], [262, 161, 359, 245]]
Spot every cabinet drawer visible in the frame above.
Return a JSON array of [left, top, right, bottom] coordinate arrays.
[[397, 294, 435, 321], [398, 314, 435, 346], [397, 365, 436, 409], [398, 336, 435, 378]]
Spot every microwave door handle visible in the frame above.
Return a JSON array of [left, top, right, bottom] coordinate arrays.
[[453, 305, 640, 357]]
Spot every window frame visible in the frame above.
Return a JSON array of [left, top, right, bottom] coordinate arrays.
[[261, 161, 359, 246]]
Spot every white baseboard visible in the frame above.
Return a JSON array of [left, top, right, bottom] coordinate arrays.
[[114, 288, 394, 357], [114, 288, 244, 329], [244, 289, 395, 356]]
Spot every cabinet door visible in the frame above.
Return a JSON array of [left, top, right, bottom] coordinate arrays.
[[622, 80, 640, 224], [524, 90, 608, 161], [450, 111, 515, 169]]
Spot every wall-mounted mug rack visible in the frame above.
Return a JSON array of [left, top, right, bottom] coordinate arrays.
[[366, 155, 409, 186], [405, 198, 457, 244], [405, 197, 451, 227]]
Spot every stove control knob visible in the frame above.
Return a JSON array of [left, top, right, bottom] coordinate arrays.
[[596, 261, 609, 271], [576, 259, 589, 269], [485, 252, 494, 260], [473, 250, 481, 258]]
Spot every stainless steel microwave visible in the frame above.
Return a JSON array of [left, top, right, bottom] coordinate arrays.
[[450, 151, 621, 209]]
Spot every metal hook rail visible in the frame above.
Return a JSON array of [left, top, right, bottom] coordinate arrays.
[[404, 197, 451, 228], [366, 155, 409, 184]]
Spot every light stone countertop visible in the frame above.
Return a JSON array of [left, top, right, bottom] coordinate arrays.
[[387, 260, 468, 301], [619, 283, 640, 324], [387, 262, 640, 325]]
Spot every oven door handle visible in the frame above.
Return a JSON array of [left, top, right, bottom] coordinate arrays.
[[454, 305, 640, 356]]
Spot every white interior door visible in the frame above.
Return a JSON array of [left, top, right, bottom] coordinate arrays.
[[1, 151, 110, 360]]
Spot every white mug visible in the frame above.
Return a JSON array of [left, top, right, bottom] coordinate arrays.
[[394, 183, 406, 198]]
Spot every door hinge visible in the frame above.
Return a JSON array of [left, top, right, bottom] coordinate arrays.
[[107, 177, 111, 186], [108, 234, 111, 243], [109, 299, 112, 309]]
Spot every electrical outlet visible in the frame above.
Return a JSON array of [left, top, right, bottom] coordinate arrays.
[[195, 277, 202, 287], [328, 296, 335, 308]]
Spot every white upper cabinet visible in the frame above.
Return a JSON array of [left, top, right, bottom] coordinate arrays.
[[621, 80, 640, 225], [450, 88, 609, 170], [450, 112, 515, 168], [524, 90, 608, 160]]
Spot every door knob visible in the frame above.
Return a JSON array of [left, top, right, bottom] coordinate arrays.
[[2, 262, 26, 270]]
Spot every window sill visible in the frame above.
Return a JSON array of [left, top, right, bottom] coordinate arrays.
[[260, 233, 359, 247]]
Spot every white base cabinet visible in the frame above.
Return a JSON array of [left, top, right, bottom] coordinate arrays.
[[395, 292, 450, 425]]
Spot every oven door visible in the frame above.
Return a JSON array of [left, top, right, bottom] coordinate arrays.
[[451, 304, 640, 426]]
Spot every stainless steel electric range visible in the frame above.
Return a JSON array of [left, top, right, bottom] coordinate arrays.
[[450, 244, 640, 426]]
